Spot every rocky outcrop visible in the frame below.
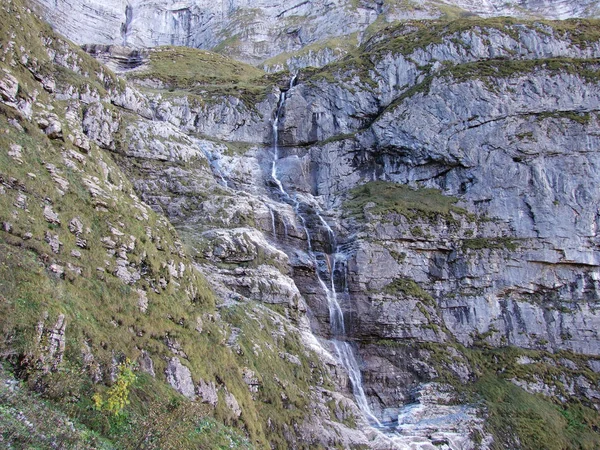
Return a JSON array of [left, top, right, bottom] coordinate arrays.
[[165, 357, 196, 399]]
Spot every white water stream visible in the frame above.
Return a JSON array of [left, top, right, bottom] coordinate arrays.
[[270, 76, 382, 427]]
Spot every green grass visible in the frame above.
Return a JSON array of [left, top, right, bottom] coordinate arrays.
[[536, 110, 594, 125], [383, 277, 434, 303], [475, 376, 600, 450], [127, 46, 271, 106], [344, 181, 466, 222]]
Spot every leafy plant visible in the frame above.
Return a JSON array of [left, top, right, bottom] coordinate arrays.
[[92, 360, 136, 417]]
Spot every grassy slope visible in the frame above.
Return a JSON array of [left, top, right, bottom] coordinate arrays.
[[0, 1, 339, 448], [126, 46, 275, 106]]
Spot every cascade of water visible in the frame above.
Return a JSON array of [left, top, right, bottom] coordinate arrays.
[[271, 90, 287, 195], [269, 75, 381, 427], [269, 207, 277, 238], [282, 217, 289, 238]]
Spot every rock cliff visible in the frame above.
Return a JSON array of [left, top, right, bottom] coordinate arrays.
[[30, 0, 600, 65], [3, 0, 600, 449]]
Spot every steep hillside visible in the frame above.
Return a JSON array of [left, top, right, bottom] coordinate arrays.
[[4, 0, 600, 449]]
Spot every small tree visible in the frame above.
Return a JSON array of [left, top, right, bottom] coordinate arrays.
[[92, 359, 136, 416]]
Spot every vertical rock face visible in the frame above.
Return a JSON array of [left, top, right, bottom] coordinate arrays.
[[34, 314, 67, 373], [31, 0, 599, 64]]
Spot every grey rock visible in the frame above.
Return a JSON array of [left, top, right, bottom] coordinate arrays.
[[49, 264, 65, 277], [82, 341, 102, 383], [588, 360, 600, 373], [44, 231, 62, 254], [68, 217, 84, 236], [138, 350, 155, 377], [31, 0, 599, 65], [43, 205, 60, 224], [242, 367, 260, 394], [36, 112, 63, 139], [8, 144, 22, 163], [196, 379, 219, 406], [137, 289, 148, 313], [35, 314, 67, 373], [82, 102, 120, 150], [165, 357, 195, 399], [0, 69, 19, 104], [164, 336, 187, 358]]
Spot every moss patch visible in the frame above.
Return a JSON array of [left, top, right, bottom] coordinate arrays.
[[383, 277, 434, 303], [462, 237, 519, 251], [344, 181, 466, 222]]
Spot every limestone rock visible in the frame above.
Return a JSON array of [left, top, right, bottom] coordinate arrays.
[[0, 70, 19, 104], [44, 231, 62, 254], [68, 217, 83, 236], [43, 205, 60, 224], [137, 289, 148, 313], [82, 102, 120, 150], [35, 313, 67, 373], [165, 357, 195, 400], [196, 379, 218, 406], [138, 350, 155, 377]]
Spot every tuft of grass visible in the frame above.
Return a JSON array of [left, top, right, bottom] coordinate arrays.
[[344, 181, 466, 222], [383, 277, 434, 303]]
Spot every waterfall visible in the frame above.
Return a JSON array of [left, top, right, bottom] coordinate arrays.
[[270, 75, 382, 427], [269, 207, 277, 238]]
